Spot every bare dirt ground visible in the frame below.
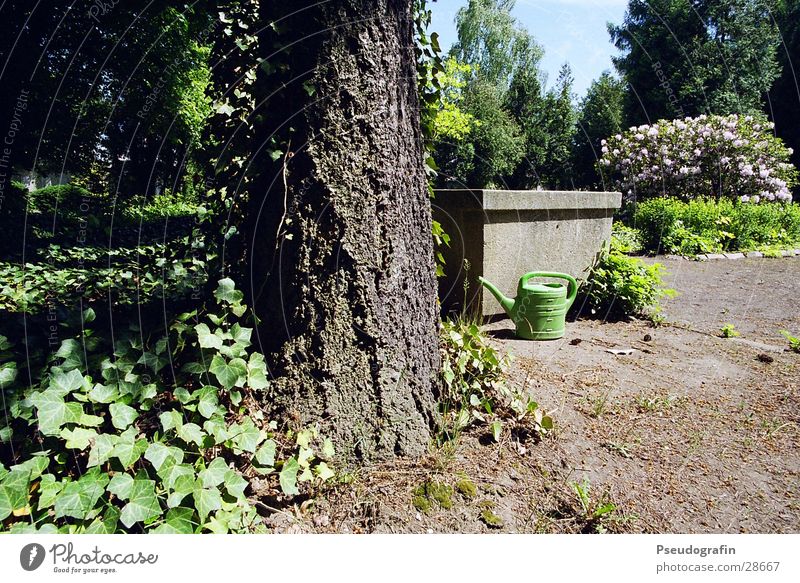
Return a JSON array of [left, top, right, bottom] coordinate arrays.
[[272, 256, 800, 534]]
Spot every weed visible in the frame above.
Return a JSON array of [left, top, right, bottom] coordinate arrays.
[[570, 478, 617, 533], [780, 330, 800, 353], [720, 323, 740, 338]]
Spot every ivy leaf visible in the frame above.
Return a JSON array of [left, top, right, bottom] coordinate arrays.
[[209, 355, 247, 390], [279, 457, 300, 496], [157, 460, 194, 491], [247, 353, 269, 390], [223, 469, 248, 500], [152, 507, 196, 534], [87, 433, 118, 467], [315, 462, 335, 482], [160, 410, 183, 432], [120, 476, 160, 528], [10, 456, 49, 480], [214, 278, 243, 305], [88, 383, 118, 404], [195, 386, 220, 419], [167, 474, 196, 508], [113, 431, 148, 468], [193, 486, 222, 521], [230, 323, 252, 347], [199, 458, 228, 489], [0, 470, 30, 520], [231, 417, 260, 453], [37, 474, 63, 510], [195, 323, 223, 350], [28, 390, 71, 436], [85, 507, 120, 534], [177, 423, 206, 447], [144, 442, 184, 471], [54, 468, 109, 520], [107, 473, 135, 501], [60, 427, 97, 450], [109, 403, 139, 430], [254, 440, 276, 468], [322, 438, 335, 459], [50, 368, 86, 395]]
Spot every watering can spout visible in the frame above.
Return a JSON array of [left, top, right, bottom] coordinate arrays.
[[478, 276, 515, 316]]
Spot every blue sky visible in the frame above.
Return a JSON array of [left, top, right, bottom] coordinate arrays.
[[430, 0, 629, 99]]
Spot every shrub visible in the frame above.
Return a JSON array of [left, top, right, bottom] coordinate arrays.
[[632, 198, 800, 254], [611, 222, 643, 254], [28, 183, 100, 214], [0, 279, 336, 533], [439, 317, 551, 442], [577, 237, 675, 320], [599, 114, 797, 203]]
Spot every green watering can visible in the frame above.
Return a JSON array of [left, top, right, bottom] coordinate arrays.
[[478, 272, 578, 340]]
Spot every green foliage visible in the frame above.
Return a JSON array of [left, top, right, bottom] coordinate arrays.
[[0, 279, 336, 533], [450, 0, 543, 88], [720, 324, 740, 338], [431, 58, 479, 141], [439, 317, 552, 442], [578, 237, 675, 320], [412, 481, 454, 512], [610, 0, 781, 123], [611, 223, 643, 254], [632, 198, 800, 254], [780, 330, 800, 353], [571, 478, 617, 532], [122, 190, 201, 223], [572, 72, 626, 189]]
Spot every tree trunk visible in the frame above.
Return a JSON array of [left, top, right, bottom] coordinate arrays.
[[249, 0, 440, 461]]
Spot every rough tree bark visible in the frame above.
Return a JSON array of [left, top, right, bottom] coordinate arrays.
[[248, 0, 440, 460]]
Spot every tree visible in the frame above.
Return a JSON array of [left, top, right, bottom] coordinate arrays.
[[610, 0, 781, 124], [572, 72, 626, 189], [450, 0, 543, 88], [246, 0, 441, 460], [769, 0, 800, 198]]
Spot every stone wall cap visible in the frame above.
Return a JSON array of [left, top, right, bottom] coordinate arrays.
[[433, 189, 622, 211]]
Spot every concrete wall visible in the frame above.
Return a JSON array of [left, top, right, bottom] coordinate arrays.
[[433, 189, 622, 316]]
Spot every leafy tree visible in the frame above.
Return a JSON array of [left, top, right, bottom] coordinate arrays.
[[610, 0, 781, 124], [769, 0, 800, 198], [572, 72, 626, 189], [450, 0, 543, 88]]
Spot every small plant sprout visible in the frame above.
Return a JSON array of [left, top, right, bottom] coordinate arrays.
[[720, 323, 740, 338], [780, 330, 800, 353]]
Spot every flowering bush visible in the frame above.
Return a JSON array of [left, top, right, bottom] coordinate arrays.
[[599, 114, 797, 203]]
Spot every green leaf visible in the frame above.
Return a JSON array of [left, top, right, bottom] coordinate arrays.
[[113, 431, 148, 468], [85, 507, 120, 534], [37, 474, 64, 510], [160, 410, 183, 432], [209, 355, 247, 390], [144, 442, 184, 471], [315, 462, 335, 482], [177, 423, 206, 447], [61, 427, 97, 449], [231, 418, 260, 453], [195, 323, 223, 349], [28, 390, 70, 436], [54, 468, 109, 520], [195, 386, 220, 419], [254, 440, 276, 468], [490, 420, 502, 442], [279, 457, 300, 496], [87, 434, 118, 467], [50, 368, 86, 395], [158, 460, 194, 491], [322, 438, 335, 459], [107, 473, 135, 500], [10, 456, 49, 480], [152, 507, 196, 534], [167, 474, 196, 508], [88, 383, 118, 404], [247, 353, 269, 390], [214, 278, 243, 305], [193, 486, 222, 521], [120, 476, 161, 528], [230, 323, 252, 347], [199, 458, 228, 488], [223, 469, 248, 500], [0, 470, 30, 520], [109, 403, 139, 430]]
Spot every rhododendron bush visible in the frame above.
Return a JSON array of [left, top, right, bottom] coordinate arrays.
[[598, 115, 797, 203]]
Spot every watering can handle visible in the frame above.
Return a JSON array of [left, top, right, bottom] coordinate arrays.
[[520, 272, 579, 308]]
